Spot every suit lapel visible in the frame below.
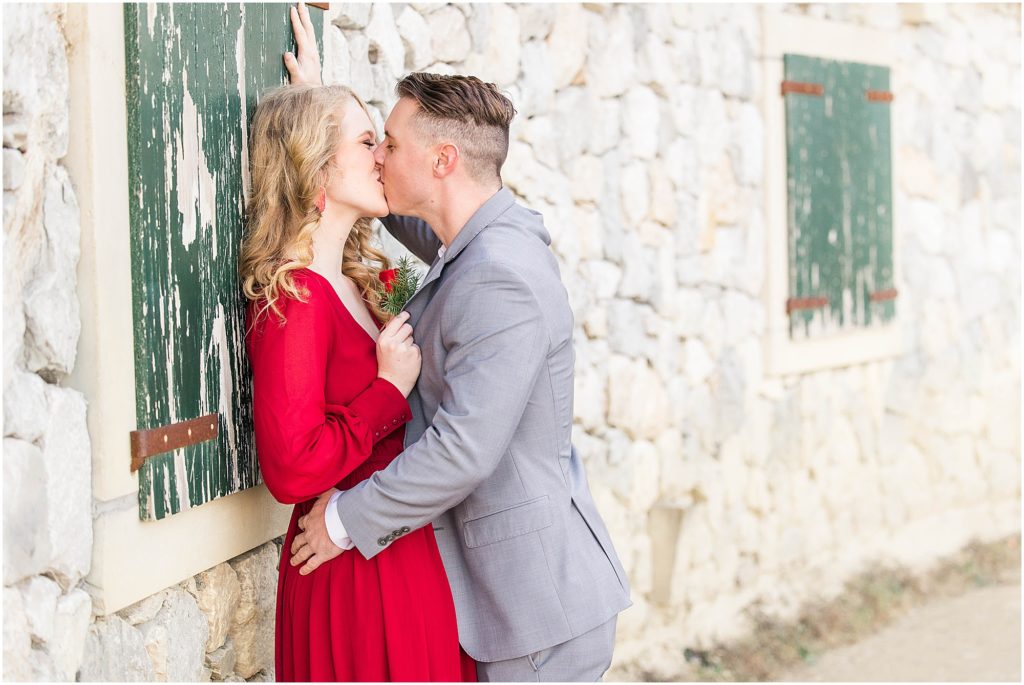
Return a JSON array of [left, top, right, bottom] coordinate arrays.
[[404, 256, 444, 327], [401, 187, 517, 327]]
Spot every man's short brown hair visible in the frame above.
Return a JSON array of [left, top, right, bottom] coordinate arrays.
[[395, 73, 516, 184]]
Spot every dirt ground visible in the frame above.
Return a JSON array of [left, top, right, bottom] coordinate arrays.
[[778, 577, 1021, 682], [661, 537, 1023, 683]]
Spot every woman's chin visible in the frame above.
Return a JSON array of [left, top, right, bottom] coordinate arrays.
[[358, 196, 390, 219]]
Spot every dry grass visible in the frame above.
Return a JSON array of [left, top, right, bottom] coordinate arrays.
[[673, 535, 1020, 682]]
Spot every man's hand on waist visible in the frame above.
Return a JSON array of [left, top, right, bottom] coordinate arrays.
[[291, 487, 350, 575]]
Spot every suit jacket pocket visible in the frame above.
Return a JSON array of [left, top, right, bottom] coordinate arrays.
[[463, 495, 553, 548]]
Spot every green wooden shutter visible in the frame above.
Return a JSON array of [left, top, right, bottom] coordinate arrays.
[[124, 3, 324, 520], [783, 53, 896, 340]]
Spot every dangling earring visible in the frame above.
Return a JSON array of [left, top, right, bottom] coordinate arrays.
[[314, 188, 326, 214]]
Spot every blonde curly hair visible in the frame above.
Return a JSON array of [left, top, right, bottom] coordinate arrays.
[[240, 84, 391, 325]]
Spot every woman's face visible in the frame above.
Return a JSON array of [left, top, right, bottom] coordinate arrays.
[[324, 97, 388, 218]]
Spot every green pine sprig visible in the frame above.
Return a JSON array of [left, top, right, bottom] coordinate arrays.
[[377, 256, 422, 316]]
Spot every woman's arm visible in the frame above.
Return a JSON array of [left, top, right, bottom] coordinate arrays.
[[248, 285, 410, 504]]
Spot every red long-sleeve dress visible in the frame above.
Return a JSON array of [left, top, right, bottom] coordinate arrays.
[[246, 268, 475, 682]]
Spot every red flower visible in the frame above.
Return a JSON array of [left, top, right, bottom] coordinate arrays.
[[379, 269, 397, 292]]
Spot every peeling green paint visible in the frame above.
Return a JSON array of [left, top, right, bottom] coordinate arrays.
[[124, 3, 324, 520]]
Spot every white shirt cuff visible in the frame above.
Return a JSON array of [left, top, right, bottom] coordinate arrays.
[[324, 490, 355, 550]]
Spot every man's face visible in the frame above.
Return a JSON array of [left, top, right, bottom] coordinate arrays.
[[373, 97, 433, 216]]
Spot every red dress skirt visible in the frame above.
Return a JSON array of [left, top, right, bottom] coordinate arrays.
[[246, 269, 475, 681]]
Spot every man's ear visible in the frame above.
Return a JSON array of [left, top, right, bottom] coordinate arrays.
[[432, 143, 460, 179]]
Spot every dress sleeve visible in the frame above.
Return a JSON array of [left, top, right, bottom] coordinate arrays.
[[247, 284, 411, 504]]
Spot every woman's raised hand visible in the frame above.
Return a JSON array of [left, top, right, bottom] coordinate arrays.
[[376, 312, 422, 398], [284, 2, 323, 86]]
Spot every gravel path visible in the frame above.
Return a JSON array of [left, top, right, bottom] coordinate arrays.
[[777, 581, 1021, 682]]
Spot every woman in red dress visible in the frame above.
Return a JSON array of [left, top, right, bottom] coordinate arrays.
[[239, 83, 473, 681]]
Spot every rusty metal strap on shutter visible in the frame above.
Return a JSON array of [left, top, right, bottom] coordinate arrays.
[[866, 89, 894, 102], [781, 80, 824, 96], [786, 297, 830, 314], [869, 288, 898, 302], [130, 414, 219, 473], [307, 3, 329, 9]]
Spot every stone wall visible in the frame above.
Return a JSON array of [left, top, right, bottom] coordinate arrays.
[[77, 541, 281, 682], [2, 5, 282, 682], [2, 2, 1019, 682], [3, 3, 93, 680]]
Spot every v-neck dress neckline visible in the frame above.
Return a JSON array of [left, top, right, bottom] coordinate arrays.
[[303, 268, 383, 344]]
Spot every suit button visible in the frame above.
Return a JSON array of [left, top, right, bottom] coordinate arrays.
[[392, 419, 398, 425], [374, 432, 380, 438], [401, 526, 410, 533], [377, 537, 388, 546]]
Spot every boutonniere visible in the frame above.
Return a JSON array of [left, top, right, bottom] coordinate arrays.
[[376, 256, 422, 316]]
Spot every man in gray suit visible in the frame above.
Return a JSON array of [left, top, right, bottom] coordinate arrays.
[[284, 4, 630, 680]]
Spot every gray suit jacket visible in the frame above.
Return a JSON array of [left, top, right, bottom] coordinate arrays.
[[335, 188, 631, 662]]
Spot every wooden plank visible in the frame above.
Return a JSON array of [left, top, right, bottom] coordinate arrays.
[[124, 4, 323, 520], [864, 65, 896, 327]]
